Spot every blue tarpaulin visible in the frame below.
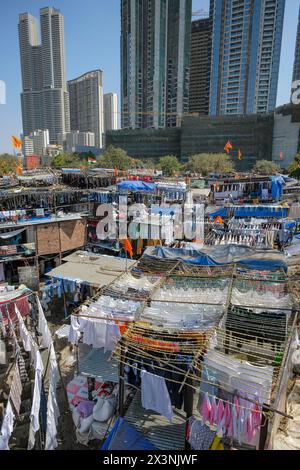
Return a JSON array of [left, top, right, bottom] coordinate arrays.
[[101, 417, 157, 451], [207, 207, 229, 219], [233, 206, 288, 218], [117, 181, 156, 192], [143, 246, 287, 272]]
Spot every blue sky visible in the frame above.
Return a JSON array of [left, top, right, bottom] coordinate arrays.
[[0, 0, 299, 153]]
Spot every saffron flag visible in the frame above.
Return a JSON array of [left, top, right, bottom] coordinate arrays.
[[12, 135, 23, 150], [16, 165, 23, 175], [224, 141, 233, 155], [122, 239, 133, 259], [114, 168, 119, 177], [238, 149, 242, 161]]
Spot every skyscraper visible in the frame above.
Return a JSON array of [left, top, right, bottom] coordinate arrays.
[[292, 6, 300, 85], [209, 0, 285, 116], [19, 8, 70, 143], [68, 70, 104, 149], [121, 0, 192, 129], [104, 93, 118, 133], [189, 18, 212, 116]]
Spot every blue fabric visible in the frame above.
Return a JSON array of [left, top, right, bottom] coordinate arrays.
[[117, 181, 156, 192], [101, 417, 157, 451], [233, 206, 288, 218], [271, 176, 285, 201], [238, 259, 288, 272], [284, 220, 296, 229], [144, 246, 287, 272], [207, 207, 229, 219]]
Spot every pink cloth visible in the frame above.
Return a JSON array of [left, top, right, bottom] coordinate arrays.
[[234, 396, 240, 419], [200, 393, 211, 422], [224, 402, 232, 431], [1, 295, 30, 326], [216, 399, 225, 424], [210, 396, 218, 425]]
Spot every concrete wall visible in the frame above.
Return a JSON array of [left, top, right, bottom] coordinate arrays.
[[272, 104, 300, 169], [106, 105, 300, 170]]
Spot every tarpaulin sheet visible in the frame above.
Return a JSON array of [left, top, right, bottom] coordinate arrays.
[[233, 206, 288, 218], [101, 417, 156, 451], [207, 207, 229, 219], [143, 246, 287, 271], [117, 181, 156, 192]]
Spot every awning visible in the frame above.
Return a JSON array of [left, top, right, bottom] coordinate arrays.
[[0, 228, 26, 239], [47, 252, 136, 286]]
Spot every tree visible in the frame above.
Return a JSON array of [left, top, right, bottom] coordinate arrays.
[[183, 153, 235, 176], [288, 153, 300, 179], [51, 151, 84, 169], [252, 160, 280, 175], [98, 146, 133, 170], [157, 155, 181, 176], [0, 154, 22, 175]]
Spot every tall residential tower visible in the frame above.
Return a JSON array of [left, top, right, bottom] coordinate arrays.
[[209, 0, 285, 116], [189, 18, 212, 116], [68, 70, 104, 149], [292, 5, 300, 86], [104, 93, 118, 132], [19, 8, 70, 142], [121, 0, 192, 129]]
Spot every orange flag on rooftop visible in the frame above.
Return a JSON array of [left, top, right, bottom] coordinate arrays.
[[122, 238, 133, 259], [224, 141, 232, 155]]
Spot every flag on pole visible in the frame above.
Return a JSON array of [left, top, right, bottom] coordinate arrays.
[[87, 156, 97, 165], [121, 238, 133, 258], [238, 149, 242, 161], [12, 135, 23, 150], [114, 167, 119, 177], [224, 141, 233, 154]]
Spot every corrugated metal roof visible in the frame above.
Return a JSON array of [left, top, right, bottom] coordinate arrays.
[[124, 390, 186, 451], [79, 348, 119, 383]]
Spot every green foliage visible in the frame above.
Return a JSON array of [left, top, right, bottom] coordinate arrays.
[[51, 151, 85, 169], [288, 154, 300, 179], [0, 153, 22, 175], [183, 153, 235, 176], [157, 155, 181, 176], [252, 160, 280, 175], [98, 146, 133, 170]]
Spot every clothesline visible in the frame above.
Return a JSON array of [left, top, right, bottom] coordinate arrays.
[[114, 347, 291, 420]]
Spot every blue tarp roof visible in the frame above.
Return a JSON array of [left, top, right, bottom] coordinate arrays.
[[207, 207, 229, 219], [143, 246, 287, 272], [207, 206, 288, 219], [101, 417, 157, 451], [233, 206, 288, 218], [117, 181, 156, 192]]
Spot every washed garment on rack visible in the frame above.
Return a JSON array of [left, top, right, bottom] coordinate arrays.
[[198, 350, 273, 404], [188, 417, 216, 450], [0, 401, 14, 450], [141, 369, 173, 422], [80, 319, 121, 352], [0, 293, 30, 326]]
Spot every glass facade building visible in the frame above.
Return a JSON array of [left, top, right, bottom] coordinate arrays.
[[292, 6, 300, 85], [209, 0, 285, 116], [121, 0, 192, 129]]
